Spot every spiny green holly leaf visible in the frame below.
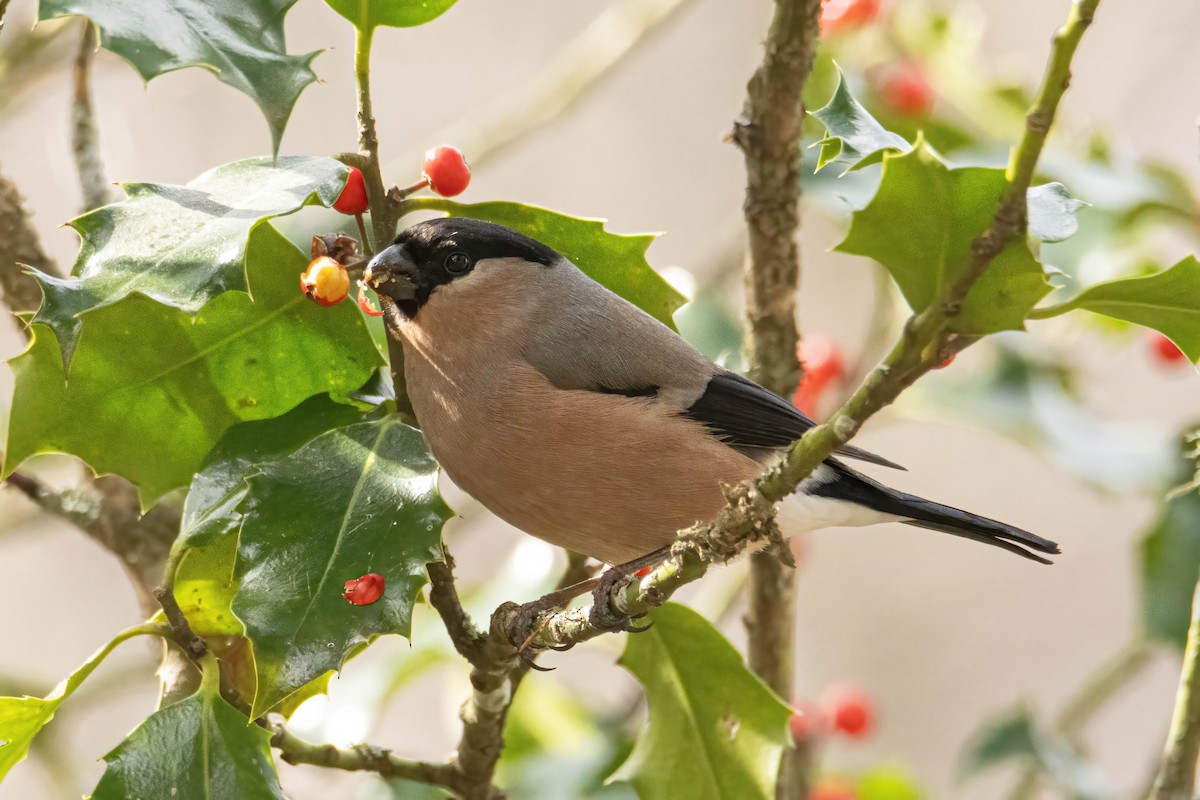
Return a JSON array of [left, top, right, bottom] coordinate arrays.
[[91, 663, 283, 800], [179, 393, 372, 553], [5, 225, 381, 507], [1036, 256, 1200, 363], [609, 603, 791, 800], [323, 0, 459, 30], [836, 143, 1052, 334], [30, 156, 348, 370], [408, 198, 685, 330], [232, 417, 449, 717], [1027, 183, 1086, 243], [40, 0, 318, 154], [0, 626, 153, 784], [811, 67, 911, 174]]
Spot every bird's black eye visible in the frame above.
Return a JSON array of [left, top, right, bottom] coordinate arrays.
[[444, 251, 472, 275]]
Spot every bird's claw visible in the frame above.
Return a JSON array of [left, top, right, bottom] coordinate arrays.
[[587, 569, 653, 634]]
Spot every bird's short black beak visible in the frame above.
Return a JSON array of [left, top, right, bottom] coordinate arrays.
[[364, 244, 420, 303]]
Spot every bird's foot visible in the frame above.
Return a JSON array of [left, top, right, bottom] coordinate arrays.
[[586, 551, 668, 633], [501, 580, 600, 669]]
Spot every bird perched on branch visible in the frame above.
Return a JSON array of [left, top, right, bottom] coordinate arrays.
[[365, 218, 1059, 633]]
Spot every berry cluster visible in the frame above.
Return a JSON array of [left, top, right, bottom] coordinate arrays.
[[302, 145, 472, 309]]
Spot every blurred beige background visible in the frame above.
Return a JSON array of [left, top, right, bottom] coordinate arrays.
[[3, 0, 1200, 798]]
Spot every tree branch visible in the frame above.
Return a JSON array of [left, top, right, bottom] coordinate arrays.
[[71, 20, 110, 213], [731, 0, 823, 794], [271, 724, 494, 797], [1149, 581, 1200, 800], [427, 549, 488, 668], [0, 169, 55, 313]]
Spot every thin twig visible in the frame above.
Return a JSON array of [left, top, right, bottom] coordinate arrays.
[[386, 0, 696, 179], [71, 20, 109, 212], [0, 169, 56, 313], [1149, 579, 1200, 800], [271, 724, 491, 796], [731, 0, 823, 795], [427, 549, 488, 668]]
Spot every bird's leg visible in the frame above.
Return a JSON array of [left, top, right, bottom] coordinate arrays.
[[588, 546, 672, 633], [504, 575, 602, 654]]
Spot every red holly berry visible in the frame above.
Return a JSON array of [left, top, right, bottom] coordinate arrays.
[[821, 683, 874, 738], [819, 0, 879, 35], [788, 700, 828, 742], [422, 145, 471, 197], [634, 566, 652, 578], [1150, 333, 1188, 365], [300, 256, 350, 306], [792, 335, 846, 417], [878, 63, 934, 117], [934, 353, 955, 369], [343, 573, 385, 605], [333, 167, 369, 215], [810, 778, 858, 800], [357, 281, 384, 317]]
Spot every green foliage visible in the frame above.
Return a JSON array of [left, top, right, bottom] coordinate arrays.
[[29, 156, 348, 367], [92, 660, 284, 799], [5, 225, 381, 506], [407, 198, 686, 330], [960, 707, 1103, 800], [811, 67, 910, 174], [836, 143, 1052, 333], [856, 766, 924, 800], [1036, 256, 1200, 363], [1141, 457, 1200, 648], [610, 603, 792, 800], [0, 626, 152, 784], [323, 0, 459, 30], [231, 418, 449, 716], [39, 0, 318, 154]]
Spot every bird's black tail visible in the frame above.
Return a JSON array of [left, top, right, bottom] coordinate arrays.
[[810, 460, 1061, 564]]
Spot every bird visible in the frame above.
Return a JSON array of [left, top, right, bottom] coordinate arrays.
[[364, 217, 1060, 632]]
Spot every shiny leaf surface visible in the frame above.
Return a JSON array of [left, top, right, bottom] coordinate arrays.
[[29, 157, 347, 368], [231, 418, 449, 716], [5, 225, 381, 506], [40, 0, 318, 153], [610, 603, 791, 800]]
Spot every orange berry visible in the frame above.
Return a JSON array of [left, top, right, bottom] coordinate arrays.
[[300, 256, 350, 306]]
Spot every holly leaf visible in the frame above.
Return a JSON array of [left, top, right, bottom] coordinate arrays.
[[323, 0, 459, 30], [1027, 183, 1086, 243], [231, 417, 450, 717], [407, 198, 686, 330], [836, 143, 1052, 334], [179, 393, 373, 553], [1035, 256, 1200, 363], [0, 626, 151, 784], [960, 707, 1104, 800], [40, 0, 318, 154], [810, 67, 911, 174], [1141, 487, 1200, 649], [609, 603, 791, 800], [91, 666, 284, 800], [5, 224, 381, 507], [30, 156, 348, 370]]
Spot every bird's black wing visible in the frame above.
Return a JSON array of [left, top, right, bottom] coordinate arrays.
[[682, 371, 905, 470]]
